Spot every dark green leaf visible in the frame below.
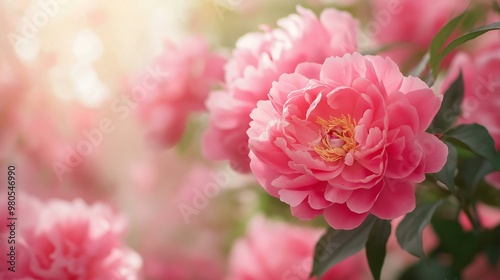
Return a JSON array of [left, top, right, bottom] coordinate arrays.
[[429, 12, 466, 76], [457, 155, 494, 194], [444, 124, 500, 171], [484, 225, 500, 265], [432, 141, 458, 195], [366, 219, 391, 280], [476, 181, 500, 207], [430, 72, 464, 132], [434, 22, 500, 74], [396, 200, 444, 260], [310, 215, 377, 278], [431, 218, 479, 271], [397, 257, 458, 280]]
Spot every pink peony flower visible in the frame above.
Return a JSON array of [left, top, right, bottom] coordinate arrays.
[[441, 43, 500, 188], [248, 53, 448, 230], [135, 36, 226, 147], [203, 6, 359, 172], [369, 0, 468, 68], [1, 197, 142, 280], [226, 215, 368, 280]]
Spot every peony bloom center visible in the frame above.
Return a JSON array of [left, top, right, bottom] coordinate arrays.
[[313, 114, 357, 163]]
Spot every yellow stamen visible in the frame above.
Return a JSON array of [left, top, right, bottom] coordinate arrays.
[[312, 115, 357, 162]]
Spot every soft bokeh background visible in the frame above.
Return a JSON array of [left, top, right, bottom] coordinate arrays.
[[0, 1, 343, 279], [1, 0, 499, 279]]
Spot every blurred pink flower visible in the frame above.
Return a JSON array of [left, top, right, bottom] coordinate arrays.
[[459, 203, 500, 231], [2, 197, 142, 280], [308, 0, 358, 6], [135, 36, 226, 147], [203, 6, 359, 172], [10, 108, 111, 202], [370, 0, 468, 68], [442, 43, 500, 188], [143, 253, 223, 280], [248, 53, 447, 230], [463, 254, 500, 280], [123, 162, 230, 280], [226, 215, 367, 280]]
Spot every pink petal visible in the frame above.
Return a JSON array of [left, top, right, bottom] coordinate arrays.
[[272, 174, 318, 189], [323, 203, 369, 230], [249, 152, 282, 197], [365, 55, 404, 95], [320, 53, 366, 87], [326, 86, 370, 121], [370, 179, 416, 220], [386, 94, 420, 134], [416, 133, 449, 174], [308, 191, 333, 210], [405, 88, 442, 133], [385, 129, 423, 180], [345, 181, 384, 214], [295, 62, 322, 79], [278, 189, 310, 207], [291, 201, 322, 220], [340, 161, 380, 186], [324, 185, 352, 203]]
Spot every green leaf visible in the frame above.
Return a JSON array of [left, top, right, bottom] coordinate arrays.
[[430, 72, 464, 132], [484, 225, 500, 265], [397, 257, 458, 280], [431, 218, 479, 271], [457, 155, 494, 194], [432, 141, 457, 195], [396, 200, 444, 260], [434, 22, 500, 74], [476, 181, 500, 207], [444, 124, 500, 171], [429, 12, 466, 76], [366, 219, 391, 280], [310, 215, 377, 279]]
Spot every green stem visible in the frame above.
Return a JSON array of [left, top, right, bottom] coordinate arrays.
[[470, 202, 483, 229], [462, 203, 482, 234]]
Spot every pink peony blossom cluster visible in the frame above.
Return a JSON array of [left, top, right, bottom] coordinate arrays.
[[0, 197, 142, 280], [248, 53, 448, 229], [203, 6, 359, 172], [135, 36, 226, 148]]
